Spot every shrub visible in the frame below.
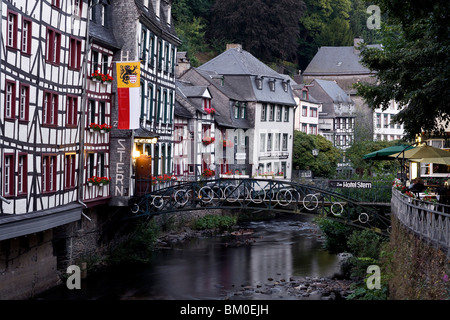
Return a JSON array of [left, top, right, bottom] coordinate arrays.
[[192, 215, 237, 230]]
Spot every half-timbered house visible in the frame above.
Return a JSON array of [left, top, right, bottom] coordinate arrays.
[[109, 0, 180, 205], [83, 0, 120, 206], [174, 80, 215, 180], [0, 0, 87, 223]]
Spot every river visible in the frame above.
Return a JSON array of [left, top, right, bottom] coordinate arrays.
[[36, 214, 343, 300]]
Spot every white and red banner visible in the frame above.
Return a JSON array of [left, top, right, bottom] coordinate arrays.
[[116, 61, 140, 129]]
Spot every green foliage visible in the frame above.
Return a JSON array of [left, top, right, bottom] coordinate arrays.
[[314, 217, 353, 254], [107, 221, 160, 265], [345, 139, 402, 176], [192, 215, 237, 230], [355, 0, 450, 140], [347, 280, 389, 300], [293, 130, 341, 178], [347, 229, 386, 259]]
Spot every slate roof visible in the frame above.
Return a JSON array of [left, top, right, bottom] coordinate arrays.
[[307, 79, 354, 118], [199, 48, 283, 78], [291, 84, 321, 104], [197, 48, 296, 106], [303, 45, 382, 76]]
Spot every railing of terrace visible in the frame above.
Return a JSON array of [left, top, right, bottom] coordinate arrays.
[[391, 188, 450, 257]]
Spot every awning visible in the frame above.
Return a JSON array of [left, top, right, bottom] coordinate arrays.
[[363, 145, 415, 160], [0, 202, 83, 241]]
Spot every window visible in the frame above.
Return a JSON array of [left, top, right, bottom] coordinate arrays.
[[102, 54, 109, 75], [21, 19, 32, 55], [97, 153, 105, 177], [234, 103, 240, 119], [276, 106, 282, 121], [3, 154, 14, 197], [42, 155, 57, 193], [309, 124, 317, 135], [43, 91, 58, 126], [165, 44, 170, 72], [73, 0, 83, 16], [269, 104, 275, 121], [240, 103, 247, 119], [66, 96, 78, 126], [52, 0, 60, 8], [87, 153, 95, 179], [275, 133, 280, 151], [302, 123, 307, 133], [261, 104, 267, 121], [156, 88, 162, 122], [19, 84, 29, 121], [302, 106, 307, 117], [171, 47, 176, 74], [149, 34, 155, 66], [163, 90, 168, 123], [5, 81, 16, 119], [69, 37, 82, 69], [99, 101, 106, 124], [140, 27, 147, 62], [169, 92, 174, 124], [88, 100, 96, 125], [284, 106, 289, 122], [157, 39, 163, 70], [91, 50, 99, 74], [203, 98, 211, 110], [148, 84, 154, 121], [7, 11, 18, 49], [260, 133, 266, 152], [256, 78, 262, 90], [267, 133, 272, 151], [46, 28, 61, 64], [282, 134, 288, 151], [269, 80, 275, 91], [18, 153, 28, 195], [310, 107, 317, 118], [64, 154, 76, 189], [100, 4, 106, 26]]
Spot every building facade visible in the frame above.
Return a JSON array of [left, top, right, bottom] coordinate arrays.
[[109, 0, 180, 205]]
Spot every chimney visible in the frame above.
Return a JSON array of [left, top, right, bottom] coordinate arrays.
[[354, 37, 363, 55], [226, 44, 242, 52]]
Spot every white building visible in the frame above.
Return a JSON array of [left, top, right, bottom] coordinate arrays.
[[292, 84, 322, 135]]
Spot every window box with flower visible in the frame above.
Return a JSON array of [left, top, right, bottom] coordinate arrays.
[[202, 137, 215, 146], [205, 108, 216, 115], [201, 169, 215, 178], [87, 176, 111, 187], [89, 123, 112, 133], [91, 70, 114, 84]]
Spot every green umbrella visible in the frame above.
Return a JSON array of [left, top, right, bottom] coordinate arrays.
[[363, 145, 415, 160]]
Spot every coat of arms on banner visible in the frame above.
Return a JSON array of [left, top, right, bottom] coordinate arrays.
[[119, 64, 138, 85]]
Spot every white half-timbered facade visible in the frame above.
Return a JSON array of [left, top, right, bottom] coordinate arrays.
[[0, 0, 87, 220], [83, 1, 120, 206]]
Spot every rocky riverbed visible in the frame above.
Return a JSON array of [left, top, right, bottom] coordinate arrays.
[[154, 226, 355, 300], [224, 275, 353, 300]]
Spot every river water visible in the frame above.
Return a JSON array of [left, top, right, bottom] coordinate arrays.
[[37, 214, 341, 300]]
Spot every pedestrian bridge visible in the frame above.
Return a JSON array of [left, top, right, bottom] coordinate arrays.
[[128, 178, 391, 235]]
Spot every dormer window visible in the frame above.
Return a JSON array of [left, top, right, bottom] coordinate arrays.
[[282, 81, 288, 92], [269, 80, 275, 91], [256, 77, 262, 90]]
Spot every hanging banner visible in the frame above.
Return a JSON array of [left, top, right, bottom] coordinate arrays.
[[116, 61, 140, 129]]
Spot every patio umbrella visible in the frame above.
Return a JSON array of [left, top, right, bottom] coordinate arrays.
[[363, 145, 415, 160], [389, 145, 450, 163]]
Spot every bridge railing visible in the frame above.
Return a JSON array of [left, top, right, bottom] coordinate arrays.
[[391, 188, 450, 256], [128, 177, 392, 235]]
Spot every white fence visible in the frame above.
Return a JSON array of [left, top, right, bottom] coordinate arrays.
[[391, 188, 450, 257]]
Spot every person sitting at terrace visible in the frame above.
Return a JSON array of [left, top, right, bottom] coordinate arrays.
[[409, 178, 426, 193]]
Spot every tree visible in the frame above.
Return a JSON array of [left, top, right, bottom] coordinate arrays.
[[354, 0, 450, 140], [208, 0, 306, 62], [345, 139, 401, 176], [292, 131, 341, 178]]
